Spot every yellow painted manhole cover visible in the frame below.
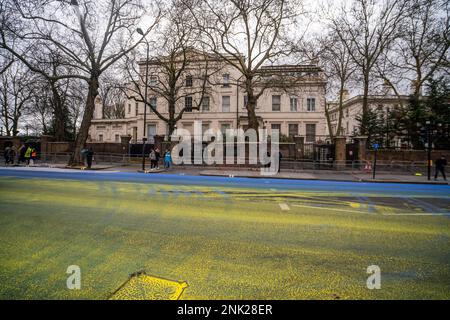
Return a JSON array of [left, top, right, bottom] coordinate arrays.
[[110, 271, 188, 300]]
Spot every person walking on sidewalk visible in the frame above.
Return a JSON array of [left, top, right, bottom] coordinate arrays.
[[10, 145, 17, 165], [155, 148, 161, 169], [24, 146, 33, 166], [149, 149, 156, 169], [18, 144, 26, 164], [164, 150, 172, 169], [86, 148, 94, 169], [435, 155, 447, 181], [4, 145, 11, 165]]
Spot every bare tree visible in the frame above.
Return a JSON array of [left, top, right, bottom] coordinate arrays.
[[123, 3, 217, 139], [0, 61, 36, 136], [0, 0, 161, 165], [187, 0, 302, 134], [318, 32, 357, 138], [376, 0, 450, 102], [98, 73, 126, 119], [329, 0, 407, 135]]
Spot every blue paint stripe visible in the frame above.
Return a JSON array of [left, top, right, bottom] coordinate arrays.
[[0, 168, 449, 198]]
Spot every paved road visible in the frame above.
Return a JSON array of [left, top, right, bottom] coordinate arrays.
[[1, 166, 449, 299], [1, 167, 449, 214]]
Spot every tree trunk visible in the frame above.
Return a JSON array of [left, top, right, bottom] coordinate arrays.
[[324, 104, 334, 140], [68, 77, 99, 166], [246, 94, 259, 133], [361, 74, 370, 135], [336, 86, 345, 136], [167, 119, 176, 142], [50, 82, 66, 141]]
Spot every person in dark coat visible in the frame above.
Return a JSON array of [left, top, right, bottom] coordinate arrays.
[[18, 144, 26, 164], [86, 148, 94, 169], [278, 151, 283, 173], [435, 155, 447, 181], [154, 148, 161, 169], [4, 146, 11, 165]]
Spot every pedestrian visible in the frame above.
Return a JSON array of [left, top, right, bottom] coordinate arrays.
[[164, 150, 172, 169], [80, 147, 90, 167], [278, 151, 283, 173], [24, 146, 33, 166], [149, 148, 156, 169], [30, 148, 37, 165], [4, 145, 11, 165], [18, 144, 26, 164], [86, 148, 94, 169], [435, 155, 447, 181], [10, 145, 17, 165], [155, 148, 161, 169]]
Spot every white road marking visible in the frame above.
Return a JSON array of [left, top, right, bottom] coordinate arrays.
[[291, 204, 367, 214], [291, 204, 450, 216], [279, 203, 290, 211]]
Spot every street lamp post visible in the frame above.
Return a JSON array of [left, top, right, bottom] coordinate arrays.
[[426, 121, 432, 181], [137, 28, 149, 172], [417, 120, 445, 181]]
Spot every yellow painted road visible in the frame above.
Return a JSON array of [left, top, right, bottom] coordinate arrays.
[[0, 169, 449, 299]]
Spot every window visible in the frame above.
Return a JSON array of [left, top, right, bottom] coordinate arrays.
[[149, 97, 157, 110], [222, 96, 230, 112], [223, 74, 230, 87], [147, 124, 157, 137], [306, 124, 316, 143], [185, 75, 193, 87], [115, 134, 120, 143], [307, 98, 316, 112], [221, 123, 231, 133], [272, 95, 281, 111], [128, 104, 131, 114], [288, 124, 298, 137], [135, 102, 139, 116], [202, 123, 210, 133], [290, 97, 298, 111], [185, 96, 193, 112], [271, 124, 281, 134], [201, 96, 210, 112], [149, 74, 158, 86], [244, 95, 248, 107], [98, 134, 103, 142], [183, 122, 193, 134]]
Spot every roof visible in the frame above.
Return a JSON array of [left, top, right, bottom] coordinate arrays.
[[327, 94, 423, 113]]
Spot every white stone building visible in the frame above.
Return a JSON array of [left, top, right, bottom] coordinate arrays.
[[328, 93, 411, 138], [89, 54, 328, 144]]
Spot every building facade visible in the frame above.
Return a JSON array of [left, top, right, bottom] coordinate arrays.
[[328, 93, 410, 138], [89, 54, 328, 145]]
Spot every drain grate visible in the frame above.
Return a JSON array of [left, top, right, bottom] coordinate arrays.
[[110, 271, 188, 300]]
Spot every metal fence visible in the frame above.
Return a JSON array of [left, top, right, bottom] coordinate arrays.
[[280, 159, 431, 174], [23, 152, 433, 175]]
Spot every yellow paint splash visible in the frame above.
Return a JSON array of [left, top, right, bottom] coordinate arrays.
[[110, 272, 188, 300]]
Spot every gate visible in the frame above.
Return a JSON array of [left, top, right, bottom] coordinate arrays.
[[346, 142, 359, 162], [129, 143, 155, 157]]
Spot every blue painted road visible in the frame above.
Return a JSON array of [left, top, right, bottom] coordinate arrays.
[[0, 167, 449, 198]]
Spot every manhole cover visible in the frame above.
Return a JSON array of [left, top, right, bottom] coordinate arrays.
[[110, 271, 188, 300]]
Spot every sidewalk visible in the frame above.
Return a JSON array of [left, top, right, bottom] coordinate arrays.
[[2, 163, 448, 185], [198, 169, 449, 185]]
